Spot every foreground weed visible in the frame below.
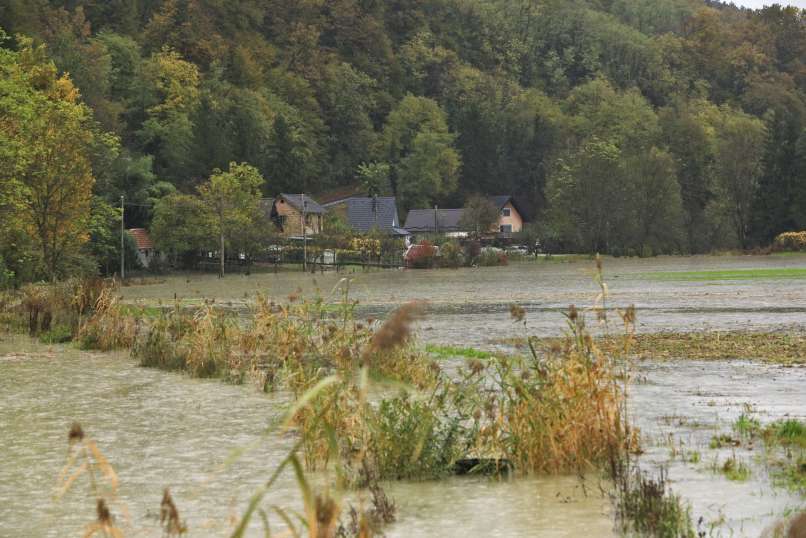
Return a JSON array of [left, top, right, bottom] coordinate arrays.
[[613, 466, 696, 538], [718, 454, 751, 482], [56, 423, 125, 537]]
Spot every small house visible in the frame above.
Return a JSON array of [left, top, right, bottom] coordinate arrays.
[[490, 196, 524, 235], [267, 194, 325, 238], [127, 228, 157, 268], [323, 196, 409, 237], [404, 196, 525, 237]]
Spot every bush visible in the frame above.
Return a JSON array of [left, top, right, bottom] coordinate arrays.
[[773, 231, 806, 252], [439, 240, 463, 268], [38, 325, 73, 344], [368, 396, 463, 480], [477, 248, 508, 266], [405, 241, 437, 269]]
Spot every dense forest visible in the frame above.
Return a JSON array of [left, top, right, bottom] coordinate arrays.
[[2, 0, 806, 281]]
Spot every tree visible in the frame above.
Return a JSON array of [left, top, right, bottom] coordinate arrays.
[[547, 138, 625, 254], [357, 162, 392, 197], [459, 195, 499, 236], [197, 162, 265, 277], [713, 110, 767, 249], [150, 193, 211, 267], [0, 35, 101, 279], [624, 147, 684, 255], [138, 47, 200, 185], [381, 95, 460, 210], [659, 103, 717, 253], [317, 62, 378, 184]]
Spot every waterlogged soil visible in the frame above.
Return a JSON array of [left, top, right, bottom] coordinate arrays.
[[121, 254, 806, 346]]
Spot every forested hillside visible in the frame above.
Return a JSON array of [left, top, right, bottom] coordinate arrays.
[[2, 0, 806, 280]]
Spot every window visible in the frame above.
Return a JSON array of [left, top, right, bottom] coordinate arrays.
[[502, 208, 511, 217], [500, 224, 512, 233]]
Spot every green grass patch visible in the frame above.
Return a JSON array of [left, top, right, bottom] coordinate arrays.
[[37, 325, 73, 344], [641, 268, 806, 281], [425, 343, 493, 360], [765, 419, 806, 448], [719, 455, 751, 482], [733, 413, 761, 437], [771, 456, 806, 495], [118, 304, 163, 318]]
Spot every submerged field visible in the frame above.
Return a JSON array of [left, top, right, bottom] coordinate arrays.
[[120, 253, 806, 344], [2, 254, 805, 536]]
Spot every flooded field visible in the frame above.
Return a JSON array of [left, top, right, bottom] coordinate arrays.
[[2, 254, 805, 536], [121, 254, 806, 346]]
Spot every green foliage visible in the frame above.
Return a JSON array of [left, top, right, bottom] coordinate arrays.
[[459, 195, 499, 236], [381, 95, 460, 210], [150, 193, 211, 266], [197, 162, 267, 266], [2, 0, 806, 279], [0, 34, 100, 279], [369, 396, 462, 480], [438, 240, 463, 268], [425, 344, 493, 360], [719, 455, 751, 482], [357, 162, 392, 197]]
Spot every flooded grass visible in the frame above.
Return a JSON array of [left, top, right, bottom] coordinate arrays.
[[641, 267, 806, 281], [494, 330, 806, 364], [613, 466, 696, 537], [424, 343, 494, 360], [717, 454, 752, 482]]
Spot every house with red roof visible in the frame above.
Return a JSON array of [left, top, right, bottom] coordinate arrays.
[[127, 228, 157, 268]]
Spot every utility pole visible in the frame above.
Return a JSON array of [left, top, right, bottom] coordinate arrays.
[[302, 193, 307, 272], [219, 193, 225, 279], [120, 195, 125, 281], [434, 205, 439, 235]]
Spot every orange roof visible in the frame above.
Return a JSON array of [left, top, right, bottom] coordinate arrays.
[[127, 228, 154, 250]]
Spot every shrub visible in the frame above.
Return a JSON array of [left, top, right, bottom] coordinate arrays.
[[477, 248, 507, 266], [405, 241, 437, 269], [438, 240, 463, 268], [368, 396, 463, 480], [78, 286, 138, 351], [773, 231, 806, 251]]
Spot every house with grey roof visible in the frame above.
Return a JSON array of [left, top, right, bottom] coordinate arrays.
[[324, 196, 409, 237], [404, 208, 466, 234], [263, 193, 325, 238], [403, 196, 525, 236]]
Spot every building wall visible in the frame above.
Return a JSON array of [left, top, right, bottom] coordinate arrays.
[[274, 197, 322, 236], [496, 201, 523, 233]]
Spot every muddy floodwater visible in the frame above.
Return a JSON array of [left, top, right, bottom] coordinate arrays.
[[121, 254, 806, 345], [3, 255, 805, 536]]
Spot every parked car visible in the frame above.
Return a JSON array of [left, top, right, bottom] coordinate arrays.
[[506, 245, 529, 255]]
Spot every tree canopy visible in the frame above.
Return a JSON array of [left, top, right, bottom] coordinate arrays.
[[2, 0, 806, 281]]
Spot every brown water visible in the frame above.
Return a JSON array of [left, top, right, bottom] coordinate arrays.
[[3, 255, 805, 536]]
